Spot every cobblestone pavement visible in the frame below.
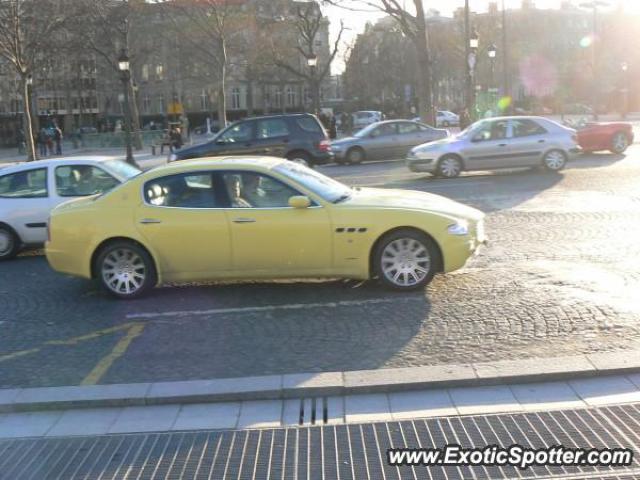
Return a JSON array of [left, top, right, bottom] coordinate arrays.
[[2, 149, 640, 388]]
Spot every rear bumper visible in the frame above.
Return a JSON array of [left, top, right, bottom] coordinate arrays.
[[311, 151, 334, 165]]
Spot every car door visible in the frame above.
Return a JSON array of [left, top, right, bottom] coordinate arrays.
[[365, 123, 399, 160], [135, 171, 232, 281], [253, 117, 291, 157], [509, 118, 551, 166], [461, 119, 511, 170], [208, 121, 258, 156], [219, 170, 332, 275], [396, 122, 434, 157], [0, 167, 52, 245]]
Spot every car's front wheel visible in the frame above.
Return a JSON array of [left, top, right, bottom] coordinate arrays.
[[374, 229, 439, 290], [542, 149, 567, 172], [0, 225, 19, 261], [96, 241, 157, 299], [346, 147, 366, 164], [436, 155, 463, 178], [610, 132, 629, 154]]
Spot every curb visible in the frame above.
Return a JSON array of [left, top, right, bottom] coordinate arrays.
[[1, 350, 639, 413]]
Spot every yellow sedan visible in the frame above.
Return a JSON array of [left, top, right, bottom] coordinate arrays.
[[46, 157, 486, 299]]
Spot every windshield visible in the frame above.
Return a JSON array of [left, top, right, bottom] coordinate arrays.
[[457, 119, 490, 138], [103, 160, 141, 180], [273, 162, 351, 203]]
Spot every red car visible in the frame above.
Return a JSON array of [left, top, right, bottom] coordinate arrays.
[[576, 122, 634, 154]]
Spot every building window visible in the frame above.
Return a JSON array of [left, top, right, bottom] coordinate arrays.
[[200, 90, 209, 111], [274, 87, 282, 108], [231, 87, 241, 109], [286, 86, 295, 106], [141, 64, 149, 82], [156, 64, 164, 81], [157, 95, 165, 114], [143, 95, 151, 113]]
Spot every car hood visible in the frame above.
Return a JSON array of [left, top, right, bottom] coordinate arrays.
[[341, 187, 484, 221], [415, 135, 460, 150]]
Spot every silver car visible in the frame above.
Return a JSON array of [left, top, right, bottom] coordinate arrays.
[[0, 157, 140, 260], [406, 116, 581, 178], [332, 120, 448, 164]]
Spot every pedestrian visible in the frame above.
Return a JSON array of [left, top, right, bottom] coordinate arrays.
[[37, 128, 48, 157], [329, 115, 337, 140], [170, 127, 183, 152], [53, 124, 63, 155], [459, 108, 471, 130]]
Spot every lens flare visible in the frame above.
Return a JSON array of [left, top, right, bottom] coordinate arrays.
[[498, 96, 512, 111], [580, 36, 593, 48]]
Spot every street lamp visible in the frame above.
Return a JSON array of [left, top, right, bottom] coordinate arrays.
[[487, 44, 497, 101], [621, 62, 629, 119], [307, 54, 319, 116], [117, 49, 136, 167], [467, 30, 479, 120], [579, 0, 610, 120]]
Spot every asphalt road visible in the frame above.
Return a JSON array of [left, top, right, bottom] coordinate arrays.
[[2, 149, 640, 388]]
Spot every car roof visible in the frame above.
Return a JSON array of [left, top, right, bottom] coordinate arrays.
[[234, 113, 315, 121], [141, 156, 287, 178], [0, 157, 116, 175]]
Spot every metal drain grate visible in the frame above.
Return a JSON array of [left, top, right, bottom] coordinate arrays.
[[1, 403, 640, 479], [297, 397, 328, 426]]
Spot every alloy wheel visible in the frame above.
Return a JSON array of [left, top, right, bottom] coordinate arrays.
[[544, 150, 566, 171], [439, 157, 461, 178], [612, 133, 628, 153], [101, 248, 147, 296], [0, 229, 13, 257], [381, 238, 431, 287]]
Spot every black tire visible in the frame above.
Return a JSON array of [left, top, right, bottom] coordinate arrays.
[[610, 132, 629, 154], [0, 225, 20, 261], [95, 241, 157, 299], [287, 151, 312, 167], [374, 229, 440, 291], [346, 147, 366, 165], [436, 155, 463, 178], [542, 149, 567, 172]]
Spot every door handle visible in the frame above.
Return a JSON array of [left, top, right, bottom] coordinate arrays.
[[538, 139, 546, 143], [140, 218, 162, 224], [233, 218, 256, 224], [498, 143, 507, 147]]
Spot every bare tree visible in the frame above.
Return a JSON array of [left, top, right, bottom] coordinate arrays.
[[71, 0, 149, 149], [270, 2, 344, 116], [327, 0, 434, 123], [0, 0, 70, 160], [156, 0, 249, 129]]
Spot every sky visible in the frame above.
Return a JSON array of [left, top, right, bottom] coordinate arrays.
[[325, 0, 639, 73]]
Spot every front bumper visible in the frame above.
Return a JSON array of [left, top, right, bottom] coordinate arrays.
[[45, 242, 92, 279], [406, 155, 437, 173]]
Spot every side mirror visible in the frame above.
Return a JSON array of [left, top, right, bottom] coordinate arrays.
[[289, 195, 311, 209], [471, 135, 483, 143]]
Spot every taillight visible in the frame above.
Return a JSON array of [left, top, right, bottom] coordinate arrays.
[[317, 139, 330, 152]]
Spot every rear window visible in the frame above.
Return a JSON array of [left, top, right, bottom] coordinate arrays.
[[295, 116, 324, 134], [0, 168, 48, 198]]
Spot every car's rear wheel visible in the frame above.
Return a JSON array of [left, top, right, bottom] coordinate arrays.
[[374, 229, 439, 290], [542, 149, 567, 172], [610, 132, 629, 154], [346, 147, 366, 164], [96, 242, 156, 299], [0, 226, 19, 261], [436, 155, 463, 178], [287, 151, 312, 167]]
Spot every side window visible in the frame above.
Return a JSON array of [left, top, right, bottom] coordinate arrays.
[[490, 120, 508, 140], [222, 172, 300, 208], [295, 116, 323, 133], [218, 122, 253, 143], [55, 165, 119, 197], [256, 119, 290, 139], [371, 123, 397, 138], [512, 119, 548, 137], [144, 173, 218, 208], [0, 168, 48, 198], [397, 122, 420, 134]]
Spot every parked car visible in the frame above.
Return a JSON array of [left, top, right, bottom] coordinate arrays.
[[331, 120, 448, 164], [352, 111, 383, 130], [169, 114, 332, 167], [574, 121, 634, 154], [46, 157, 486, 299], [0, 157, 141, 260], [435, 110, 460, 127], [406, 116, 581, 178]]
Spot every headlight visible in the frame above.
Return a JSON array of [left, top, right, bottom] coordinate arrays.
[[447, 220, 469, 236], [168, 153, 177, 162]]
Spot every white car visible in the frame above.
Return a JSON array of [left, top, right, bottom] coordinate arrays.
[[353, 110, 383, 130], [436, 110, 459, 127], [0, 157, 140, 260]]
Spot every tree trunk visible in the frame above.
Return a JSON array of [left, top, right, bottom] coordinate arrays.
[[128, 78, 143, 150], [311, 77, 320, 116], [217, 41, 228, 128], [22, 77, 37, 161], [413, 0, 434, 125]]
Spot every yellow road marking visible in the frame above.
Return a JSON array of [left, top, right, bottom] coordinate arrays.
[[45, 323, 138, 346], [80, 323, 146, 386], [0, 348, 41, 363]]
